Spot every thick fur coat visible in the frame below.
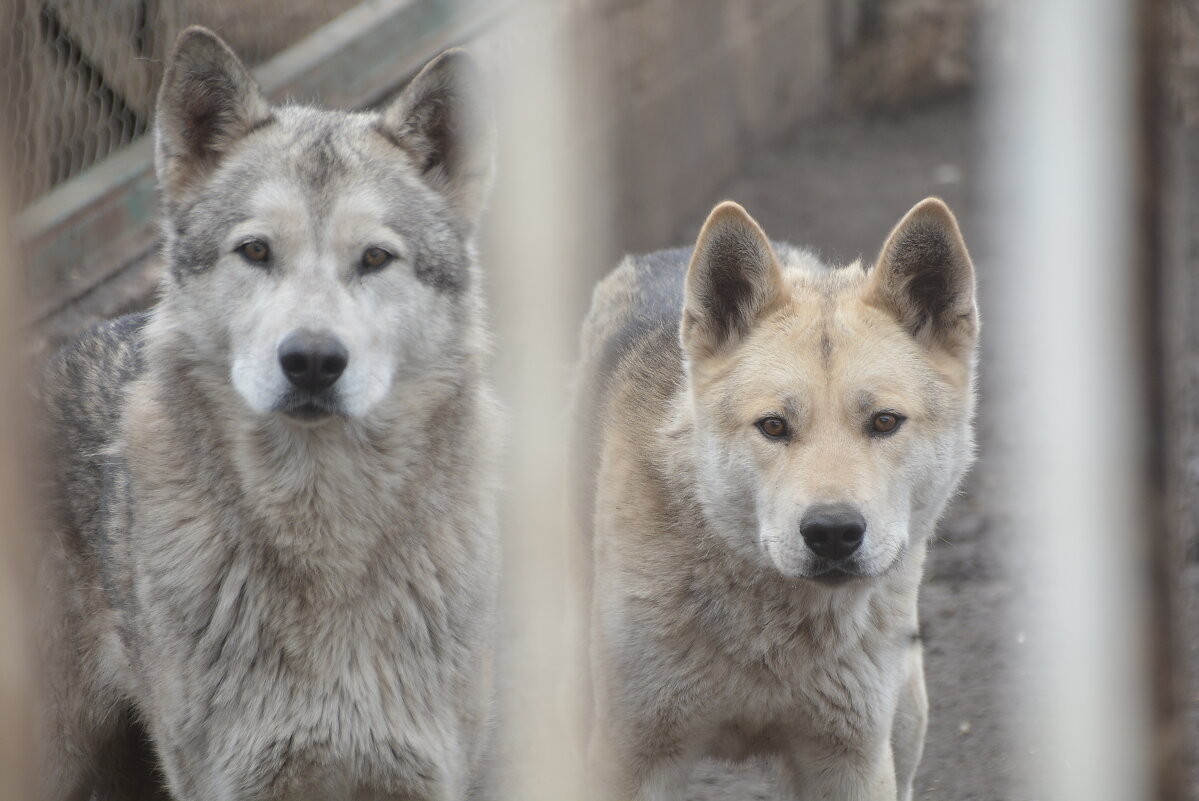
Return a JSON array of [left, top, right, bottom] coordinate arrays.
[[574, 200, 979, 800], [38, 28, 500, 801]]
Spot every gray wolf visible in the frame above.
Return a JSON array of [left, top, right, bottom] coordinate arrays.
[[574, 198, 978, 800], [37, 27, 500, 800]]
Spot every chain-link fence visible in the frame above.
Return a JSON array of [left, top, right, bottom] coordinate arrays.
[[1, 0, 360, 208]]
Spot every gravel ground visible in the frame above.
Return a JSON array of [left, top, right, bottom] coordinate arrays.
[[657, 98, 1197, 800]]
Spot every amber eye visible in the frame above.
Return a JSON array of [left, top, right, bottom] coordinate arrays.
[[870, 412, 905, 435], [236, 239, 270, 264], [361, 247, 393, 272], [756, 416, 789, 439]]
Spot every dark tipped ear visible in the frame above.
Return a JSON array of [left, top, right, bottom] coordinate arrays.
[[379, 48, 495, 229], [682, 202, 785, 358], [867, 198, 978, 357], [154, 27, 270, 202]]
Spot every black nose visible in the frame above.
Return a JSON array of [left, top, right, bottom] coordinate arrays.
[[800, 504, 866, 562], [277, 330, 349, 392]]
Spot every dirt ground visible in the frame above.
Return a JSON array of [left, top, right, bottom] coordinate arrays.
[[647, 98, 1199, 801]]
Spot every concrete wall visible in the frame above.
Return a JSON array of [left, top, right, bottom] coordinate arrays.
[[563, 0, 984, 258], [581, 0, 837, 255]]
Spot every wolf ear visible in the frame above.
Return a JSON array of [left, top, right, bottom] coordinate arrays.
[[379, 49, 495, 229], [682, 202, 785, 359], [867, 198, 978, 358], [154, 27, 270, 203]]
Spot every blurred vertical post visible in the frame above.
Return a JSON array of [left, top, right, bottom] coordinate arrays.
[[988, 0, 1174, 798], [1134, 0, 1185, 796], [0, 0, 34, 786], [0, 192, 34, 801], [488, 2, 596, 798], [0, 69, 35, 801]]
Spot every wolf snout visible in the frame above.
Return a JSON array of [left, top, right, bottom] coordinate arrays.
[[800, 504, 866, 562], [278, 329, 349, 392]]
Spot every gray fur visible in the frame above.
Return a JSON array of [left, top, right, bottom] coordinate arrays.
[[38, 27, 500, 801]]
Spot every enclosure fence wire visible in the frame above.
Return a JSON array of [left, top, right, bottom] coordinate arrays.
[[0, 0, 360, 209]]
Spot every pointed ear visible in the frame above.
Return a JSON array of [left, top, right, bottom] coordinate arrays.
[[154, 27, 270, 203], [378, 48, 495, 229], [867, 198, 978, 358], [682, 202, 785, 358]]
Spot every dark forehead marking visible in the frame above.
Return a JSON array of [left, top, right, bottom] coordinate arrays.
[[297, 125, 345, 195], [819, 327, 833, 367], [814, 279, 841, 369]]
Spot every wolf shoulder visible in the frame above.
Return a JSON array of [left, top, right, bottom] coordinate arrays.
[[42, 313, 149, 435], [579, 241, 824, 387], [39, 314, 148, 524]]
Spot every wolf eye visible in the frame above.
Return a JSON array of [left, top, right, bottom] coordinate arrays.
[[870, 412, 905, 435], [236, 239, 270, 264], [756, 416, 789, 440], [361, 247, 393, 272]]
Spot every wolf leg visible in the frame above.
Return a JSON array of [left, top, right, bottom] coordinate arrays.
[[891, 643, 928, 801], [780, 738, 899, 801], [587, 717, 691, 801], [89, 711, 171, 801], [40, 585, 137, 800], [43, 700, 164, 801]]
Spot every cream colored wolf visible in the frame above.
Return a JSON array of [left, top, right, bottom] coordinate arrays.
[[38, 28, 499, 800], [574, 199, 978, 800]]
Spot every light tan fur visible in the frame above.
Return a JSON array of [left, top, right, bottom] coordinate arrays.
[[574, 199, 978, 800]]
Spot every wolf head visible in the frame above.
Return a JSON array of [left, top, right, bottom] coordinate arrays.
[[680, 200, 978, 582], [153, 27, 494, 421]]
